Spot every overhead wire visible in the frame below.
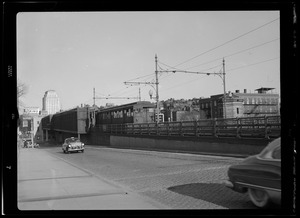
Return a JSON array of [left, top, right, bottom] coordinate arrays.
[[172, 17, 279, 68], [123, 35, 279, 94], [158, 60, 222, 83], [226, 57, 280, 72], [183, 38, 279, 70], [161, 65, 223, 92], [157, 37, 279, 86], [126, 72, 154, 82], [161, 56, 279, 94], [103, 18, 279, 102]]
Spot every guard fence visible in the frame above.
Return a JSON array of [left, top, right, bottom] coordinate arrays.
[[95, 115, 280, 139]]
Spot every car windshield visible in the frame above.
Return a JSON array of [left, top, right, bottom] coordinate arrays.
[[258, 137, 281, 159], [66, 138, 79, 143]]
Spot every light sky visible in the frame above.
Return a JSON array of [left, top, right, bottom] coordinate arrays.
[[17, 11, 280, 112]]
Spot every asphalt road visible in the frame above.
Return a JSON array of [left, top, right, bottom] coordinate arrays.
[[40, 144, 259, 210]]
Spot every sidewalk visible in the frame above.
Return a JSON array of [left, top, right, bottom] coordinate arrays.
[[17, 147, 166, 210]]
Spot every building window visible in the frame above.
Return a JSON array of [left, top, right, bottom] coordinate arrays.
[[23, 120, 28, 127], [214, 101, 217, 106], [237, 108, 239, 114]]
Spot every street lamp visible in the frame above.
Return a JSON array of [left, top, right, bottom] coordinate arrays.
[[149, 89, 153, 99]]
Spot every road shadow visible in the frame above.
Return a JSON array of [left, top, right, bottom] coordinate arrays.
[[167, 183, 257, 209]]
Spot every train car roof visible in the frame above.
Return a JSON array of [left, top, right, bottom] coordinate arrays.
[[98, 101, 155, 113]]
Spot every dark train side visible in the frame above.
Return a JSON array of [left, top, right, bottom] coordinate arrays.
[[96, 101, 156, 124], [40, 101, 157, 142]]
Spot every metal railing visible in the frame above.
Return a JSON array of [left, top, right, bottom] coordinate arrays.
[[95, 115, 280, 139]]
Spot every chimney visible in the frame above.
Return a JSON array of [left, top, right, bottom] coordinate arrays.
[[244, 89, 247, 93], [235, 90, 240, 93]]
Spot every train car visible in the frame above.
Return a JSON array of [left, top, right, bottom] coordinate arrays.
[[96, 101, 156, 125]]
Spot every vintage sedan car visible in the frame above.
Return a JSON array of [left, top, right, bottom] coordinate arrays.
[[223, 137, 281, 208], [62, 137, 84, 153]]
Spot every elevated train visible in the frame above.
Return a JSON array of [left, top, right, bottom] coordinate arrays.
[[40, 101, 158, 142], [96, 101, 157, 125]]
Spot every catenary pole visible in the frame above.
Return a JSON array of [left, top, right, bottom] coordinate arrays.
[[155, 54, 160, 124], [223, 58, 226, 119], [93, 87, 95, 106], [156, 58, 226, 119]]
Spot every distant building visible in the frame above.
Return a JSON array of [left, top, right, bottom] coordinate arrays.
[[161, 98, 200, 122], [199, 87, 280, 119], [19, 113, 45, 143], [42, 90, 61, 115]]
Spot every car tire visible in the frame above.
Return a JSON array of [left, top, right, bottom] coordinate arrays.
[[248, 188, 272, 208]]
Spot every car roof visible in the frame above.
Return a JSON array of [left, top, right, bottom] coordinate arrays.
[[258, 137, 280, 157]]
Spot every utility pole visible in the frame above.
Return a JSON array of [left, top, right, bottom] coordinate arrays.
[[156, 58, 226, 119], [93, 87, 95, 106], [122, 82, 143, 102], [138, 87, 141, 101], [223, 58, 227, 119], [124, 55, 160, 123], [124, 55, 227, 123], [155, 54, 160, 124]]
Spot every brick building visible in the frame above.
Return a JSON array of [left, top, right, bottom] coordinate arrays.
[[199, 87, 280, 119]]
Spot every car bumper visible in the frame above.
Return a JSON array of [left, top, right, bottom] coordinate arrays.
[[69, 148, 84, 151], [222, 180, 247, 193], [222, 180, 234, 188], [63, 147, 84, 152]]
